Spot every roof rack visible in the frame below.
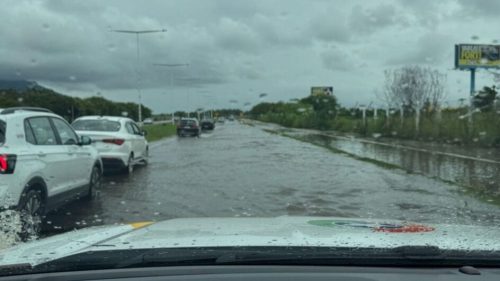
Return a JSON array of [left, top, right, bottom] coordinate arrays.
[[0, 107, 53, 115]]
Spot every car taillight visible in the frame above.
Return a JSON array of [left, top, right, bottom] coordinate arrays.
[[0, 154, 16, 174], [103, 139, 125, 145]]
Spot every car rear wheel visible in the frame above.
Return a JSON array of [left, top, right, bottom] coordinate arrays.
[[18, 188, 45, 241], [83, 165, 101, 201], [143, 148, 149, 165], [124, 154, 134, 174]]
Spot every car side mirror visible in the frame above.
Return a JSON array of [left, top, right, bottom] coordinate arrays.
[[141, 130, 148, 136], [79, 135, 92, 146]]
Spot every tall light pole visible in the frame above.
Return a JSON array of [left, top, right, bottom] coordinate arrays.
[[111, 28, 167, 123], [153, 63, 189, 121]]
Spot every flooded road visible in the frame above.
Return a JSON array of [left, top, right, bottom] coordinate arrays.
[[43, 121, 500, 235]]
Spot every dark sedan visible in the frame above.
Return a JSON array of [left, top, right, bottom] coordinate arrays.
[[201, 119, 215, 130], [177, 118, 201, 137]]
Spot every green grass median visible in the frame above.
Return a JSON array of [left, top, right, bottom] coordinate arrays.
[[143, 123, 177, 142]]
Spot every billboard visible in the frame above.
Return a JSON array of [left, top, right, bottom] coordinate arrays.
[[455, 44, 500, 69], [311, 86, 333, 96]]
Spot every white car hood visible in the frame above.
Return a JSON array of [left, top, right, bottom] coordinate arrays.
[[1, 216, 500, 266]]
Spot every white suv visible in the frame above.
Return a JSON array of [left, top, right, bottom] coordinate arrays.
[[0, 108, 102, 238], [72, 116, 149, 174]]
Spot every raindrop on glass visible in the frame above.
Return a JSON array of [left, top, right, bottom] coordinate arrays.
[[107, 43, 116, 52], [68, 75, 76, 81], [471, 35, 479, 41], [30, 58, 38, 65], [42, 23, 50, 31]]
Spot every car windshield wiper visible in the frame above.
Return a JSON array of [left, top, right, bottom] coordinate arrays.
[[0, 263, 33, 276], [113, 246, 500, 268], [23, 246, 500, 275]]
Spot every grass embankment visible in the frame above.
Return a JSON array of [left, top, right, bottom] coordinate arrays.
[[143, 123, 177, 142], [256, 110, 500, 147]]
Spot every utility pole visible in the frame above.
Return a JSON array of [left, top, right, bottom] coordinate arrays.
[[469, 68, 476, 125], [111, 28, 167, 123]]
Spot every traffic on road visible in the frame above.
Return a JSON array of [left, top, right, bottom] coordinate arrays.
[[2, 108, 498, 241]]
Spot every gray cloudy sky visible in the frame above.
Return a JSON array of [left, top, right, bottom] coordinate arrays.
[[1, 0, 500, 113]]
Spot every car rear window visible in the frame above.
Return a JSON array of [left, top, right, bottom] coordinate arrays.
[[0, 120, 5, 145], [180, 120, 196, 126], [72, 119, 121, 132]]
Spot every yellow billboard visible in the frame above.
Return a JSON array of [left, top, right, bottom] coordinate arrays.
[[311, 87, 333, 96], [455, 44, 500, 68]]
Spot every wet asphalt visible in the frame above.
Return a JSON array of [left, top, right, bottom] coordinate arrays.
[[43, 121, 500, 235]]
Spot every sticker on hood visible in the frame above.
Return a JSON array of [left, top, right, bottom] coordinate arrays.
[[307, 219, 434, 233]]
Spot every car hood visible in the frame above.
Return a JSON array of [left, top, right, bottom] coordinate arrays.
[[1, 216, 500, 266]]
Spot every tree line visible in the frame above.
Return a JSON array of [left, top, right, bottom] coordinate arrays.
[[249, 65, 500, 146], [0, 88, 152, 122]]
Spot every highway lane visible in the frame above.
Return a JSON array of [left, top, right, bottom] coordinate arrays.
[[42, 120, 500, 234]]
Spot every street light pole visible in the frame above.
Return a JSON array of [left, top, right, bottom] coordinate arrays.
[[111, 28, 167, 123], [153, 63, 189, 122]]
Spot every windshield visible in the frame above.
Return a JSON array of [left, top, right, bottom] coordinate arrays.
[[72, 120, 121, 132], [0, 120, 5, 145], [3, 0, 500, 275]]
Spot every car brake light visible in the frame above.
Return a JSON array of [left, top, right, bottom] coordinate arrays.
[[103, 139, 125, 145], [0, 154, 16, 174]]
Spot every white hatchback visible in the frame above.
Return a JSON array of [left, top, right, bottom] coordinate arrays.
[[0, 107, 102, 238], [72, 116, 149, 174]]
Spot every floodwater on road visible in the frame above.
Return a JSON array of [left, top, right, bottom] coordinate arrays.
[[282, 129, 500, 197], [41, 121, 500, 236]]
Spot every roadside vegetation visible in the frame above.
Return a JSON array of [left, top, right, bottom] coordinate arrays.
[[143, 123, 177, 142], [0, 88, 153, 122], [249, 65, 500, 147]]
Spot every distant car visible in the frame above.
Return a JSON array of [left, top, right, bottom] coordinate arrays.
[[143, 118, 154, 125], [201, 119, 215, 130], [177, 118, 200, 137], [228, 115, 235, 121], [217, 117, 225, 123], [0, 107, 102, 238], [72, 116, 148, 174]]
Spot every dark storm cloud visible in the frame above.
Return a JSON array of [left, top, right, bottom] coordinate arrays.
[[320, 45, 356, 71], [456, 0, 500, 17], [307, 9, 351, 43], [386, 32, 453, 65], [1, 0, 499, 112], [348, 4, 402, 35]]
